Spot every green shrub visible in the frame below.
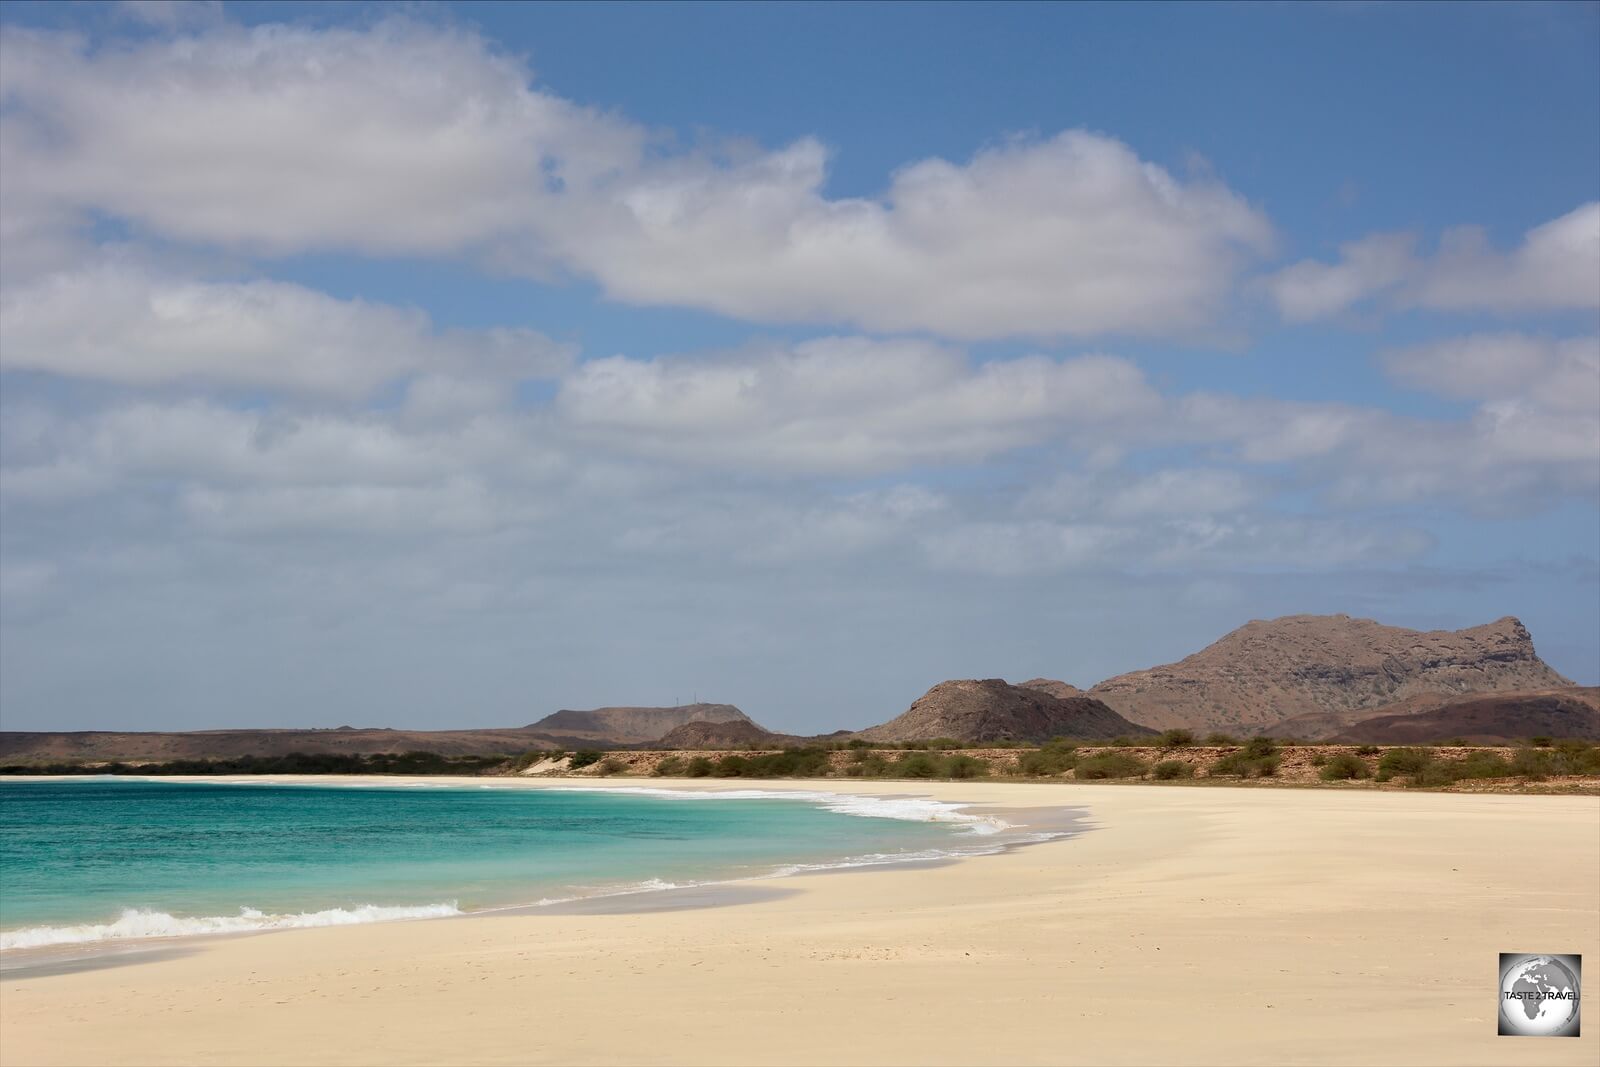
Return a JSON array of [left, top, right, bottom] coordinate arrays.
[[684, 756, 714, 778], [1208, 750, 1279, 778], [1451, 750, 1512, 780], [1318, 753, 1371, 781], [569, 750, 603, 770], [653, 756, 685, 777], [1016, 742, 1077, 777], [943, 754, 990, 779], [1509, 747, 1551, 780], [844, 754, 891, 777], [1309, 752, 1329, 767], [1159, 729, 1195, 748], [1204, 732, 1239, 746], [1553, 742, 1600, 776], [1107, 735, 1143, 747], [1151, 760, 1194, 780], [1075, 753, 1148, 779], [894, 752, 942, 778], [595, 757, 627, 775], [1244, 737, 1277, 759], [1375, 747, 1433, 782], [1355, 745, 1380, 757], [1529, 736, 1554, 748]]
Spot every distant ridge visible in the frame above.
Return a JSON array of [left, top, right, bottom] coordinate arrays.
[[527, 703, 754, 745], [856, 679, 1154, 743], [1088, 615, 1572, 733], [1320, 688, 1600, 745], [654, 720, 805, 749]]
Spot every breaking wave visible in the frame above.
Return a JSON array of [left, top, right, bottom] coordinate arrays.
[[0, 902, 461, 951], [547, 786, 1013, 834]]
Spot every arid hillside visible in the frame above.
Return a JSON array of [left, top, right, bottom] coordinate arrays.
[[0, 726, 561, 764], [857, 679, 1155, 743], [527, 703, 753, 744], [1324, 688, 1600, 745], [1088, 615, 1571, 733]]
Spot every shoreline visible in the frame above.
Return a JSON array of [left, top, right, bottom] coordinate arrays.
[[1, 778, 1596, 1066], [0, 777, 1084, 963]]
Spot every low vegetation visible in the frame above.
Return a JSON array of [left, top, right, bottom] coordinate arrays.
[[1073, 752, 1148, 779], [1208, 737, 1281, 778], [0, 752, 509, 776], [1318, 752, 1371, 781], [1151, 759, 1195, 780], [6, 740, 1596, 792]]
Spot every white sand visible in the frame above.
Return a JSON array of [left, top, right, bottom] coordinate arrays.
[[1, 778, 1595, 1066]]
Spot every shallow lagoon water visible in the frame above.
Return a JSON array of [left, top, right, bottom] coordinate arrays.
[[0, 778, 1024, 951]]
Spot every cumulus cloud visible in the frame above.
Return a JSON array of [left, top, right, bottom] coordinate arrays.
[[0, 18, 1270, 339], [557, 338, 1162, 472], [1266, 202, 1600, 321], [919, 514, 1433, 577], [1171, 335, 1600, 508], [0, 261, 573, 395], [0, 20, 642, 263], [542, 131, 1274, 338]]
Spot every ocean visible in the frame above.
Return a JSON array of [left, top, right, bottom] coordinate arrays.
[[0, 778, 1025, 952]]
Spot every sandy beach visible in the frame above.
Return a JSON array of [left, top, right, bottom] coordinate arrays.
[[1, 778, 1596, 1067]]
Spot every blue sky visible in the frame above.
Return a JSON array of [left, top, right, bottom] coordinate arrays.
[[0, 1, 1596, 732]]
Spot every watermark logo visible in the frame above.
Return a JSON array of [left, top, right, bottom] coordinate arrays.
[[1499, 953, 1580, 1037]]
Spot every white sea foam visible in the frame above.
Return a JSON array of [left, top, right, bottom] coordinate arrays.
[[546, 786, 1013, 834], [0, 902, 461, 952]]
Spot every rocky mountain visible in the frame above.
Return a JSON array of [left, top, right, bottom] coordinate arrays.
[[856, 679, 1155, 743], [526, 703, 753, 744], [1088, 615, 1572, 733], [1016, 678, 1085, 700], [1322, 688, 1600, 745]]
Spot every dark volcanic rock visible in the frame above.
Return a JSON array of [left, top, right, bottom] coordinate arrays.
[[1325, 688, 1600, 745]]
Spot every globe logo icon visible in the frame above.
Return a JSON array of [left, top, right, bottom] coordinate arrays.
[[1499, 954, 1581, 1037]]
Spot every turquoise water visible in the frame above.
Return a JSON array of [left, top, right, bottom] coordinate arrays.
[[0, 779, 999, 950]]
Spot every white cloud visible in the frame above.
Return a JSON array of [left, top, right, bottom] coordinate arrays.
[[1266, 232, 1415, 322], [0, 401, 552, 498], [1021, 468, 1261, 520], [1266, 203, 1600, 321], [1415, 204, 1600, 313], [1382, 333, 1600, 472], [557, 338, 1162, 473], [544, 131, 1274, 339], [180, 480, 534, 536], [1, 19, 1271, 340], [115, 2, 224, 29], [0, 261, 573, 395], [0, 20, 642, 264]]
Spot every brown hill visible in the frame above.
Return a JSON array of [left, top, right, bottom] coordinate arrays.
[[654, 720, 806, 749], [0, 726, 560, 765], [527, 703, 753, 744], [856, 679, 1155, 743], [1016, 678, 1085, 699], [1324, 688, 1600, 745], [1088, 615, 1571, 733]]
